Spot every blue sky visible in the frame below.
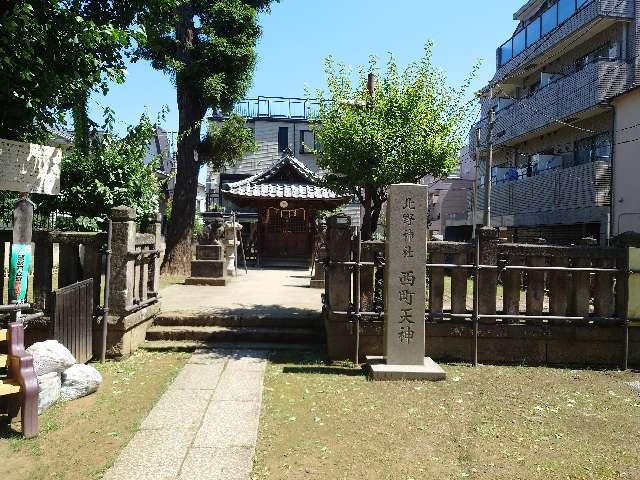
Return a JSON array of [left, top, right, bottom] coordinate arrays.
[[88, 0, 521, 179]]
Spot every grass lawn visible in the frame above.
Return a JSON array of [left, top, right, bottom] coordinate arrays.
[[160, 274, 186, 290], [253, 352, 640, 480], [0, 350, 189, 480]]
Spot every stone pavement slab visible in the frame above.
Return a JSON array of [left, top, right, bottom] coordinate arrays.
[[160, 268, 321, 319], [193, 400, 261, 448], [169, 363, 225, 391], [213, 370, 264, 401], [103, 428, 196, 480], [178, 447, 254, 480], [104, 348, 268, 480], [141, 389, 213, 431]]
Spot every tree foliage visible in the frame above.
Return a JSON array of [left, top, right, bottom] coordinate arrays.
[[312, 42, 479, 239], [200, 114, 256, 171], [135, 0, 275, 274], [45, 111, 163, 231], [0, 1, 137, 142]]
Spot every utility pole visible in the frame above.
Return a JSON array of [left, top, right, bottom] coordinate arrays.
[[367, 73, 376, 100], [483, 109, 496, 228], [472, 127, 481, 239]]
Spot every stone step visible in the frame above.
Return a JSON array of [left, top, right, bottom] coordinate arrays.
[[146, 325, 324, 343], [140, 340, 324, 353], [154, 313, 324, 330]]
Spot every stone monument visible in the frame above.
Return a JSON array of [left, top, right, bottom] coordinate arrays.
[[366, 183, 446, 381], [185, 219, 227, 286]]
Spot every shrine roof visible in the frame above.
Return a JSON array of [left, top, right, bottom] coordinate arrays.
[[223, 153, 348, 202]]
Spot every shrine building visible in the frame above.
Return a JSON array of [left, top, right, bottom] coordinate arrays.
[[222, 151, 349, 267]]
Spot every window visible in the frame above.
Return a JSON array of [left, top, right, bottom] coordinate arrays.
[[526, 17, 541, 47], [513, 29, 527, 57], [299, 130, 315, 154], [541, 6, 557, 35], [574, 133, 612, 164], [278, 127, 289, 152], [576, 42, 619, 71], [558, 0, 575, 23]]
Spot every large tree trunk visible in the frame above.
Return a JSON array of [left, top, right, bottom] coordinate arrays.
[[161, 5, 205, 275], [161, 83, 205, 275], [360, 186, 384, 241]]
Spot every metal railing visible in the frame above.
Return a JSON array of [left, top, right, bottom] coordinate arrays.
[[499, 0, 592, 66], [227, 96, 330, 120]]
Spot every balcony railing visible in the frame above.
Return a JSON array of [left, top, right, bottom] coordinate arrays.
[[500, 0, 593, 67], [223, 96, 328, 120], [474, 160, 611, 217], [473, 59, 632, 149]]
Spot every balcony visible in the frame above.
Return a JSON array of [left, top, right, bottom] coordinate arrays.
[[474, 60, 633, 149], [472, 160, 611, 226], [222, 96, 327, 120], [495, 0, 633, 82]]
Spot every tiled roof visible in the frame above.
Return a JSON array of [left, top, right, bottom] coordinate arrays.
[[225, 182, 343, 200], [224, 153, 347, 201]]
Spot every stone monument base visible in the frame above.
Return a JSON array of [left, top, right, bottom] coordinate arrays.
[[184, 277, 228, 286], [365, 356, 446, 381]]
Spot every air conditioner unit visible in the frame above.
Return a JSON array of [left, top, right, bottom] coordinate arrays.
[[532, 154, 562, 174]]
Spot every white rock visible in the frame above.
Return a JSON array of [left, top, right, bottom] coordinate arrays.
[[26, 340, 76, 376], [37, 372, 61, 414], [60, 364, 102, 401]]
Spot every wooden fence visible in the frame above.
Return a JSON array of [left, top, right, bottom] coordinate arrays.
[[322, 215, 639, 367], [0, 206, 163, 358], [0, 230, 106, 313], [51, 279, 94, 363]]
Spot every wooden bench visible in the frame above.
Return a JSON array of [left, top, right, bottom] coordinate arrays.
[[0, 322, 38, 438]]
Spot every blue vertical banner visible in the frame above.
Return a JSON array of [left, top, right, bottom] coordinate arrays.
[[8, 243, 32, 303]]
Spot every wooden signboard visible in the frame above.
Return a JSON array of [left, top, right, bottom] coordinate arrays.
[[0, 138, 61, 195]]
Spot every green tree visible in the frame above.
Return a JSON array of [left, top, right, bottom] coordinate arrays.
[[200, 114, 256, 172], [312, 43, 479, 240], [44, 110, 162, 231], [136, 0, 275, 275], [0, 1, 138, 142]]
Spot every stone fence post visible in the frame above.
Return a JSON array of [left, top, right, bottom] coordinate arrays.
[[477, 227, 499, 320], [144, 213, 163, 297], [101, 206, 162, 357], [108, 206, 137, 316], [324, 215, 353, 360]]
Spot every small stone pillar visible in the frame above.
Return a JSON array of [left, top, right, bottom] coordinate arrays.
[[324, 215, 353, 360], [223, 220, 242, 276], [144, 213, 163, 295], [477, 227, 499, 320], [98, 206, 161, 358], [570, 237, 597, 317], [310, 222, 327, 289], [367, 183, 445, 381], [109, 206, 137, 315]]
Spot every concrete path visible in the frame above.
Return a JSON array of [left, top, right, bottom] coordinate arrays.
[[160, 268, 321, 319], [104, 348, 268, 480]]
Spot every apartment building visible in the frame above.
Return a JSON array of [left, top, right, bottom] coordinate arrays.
[[206, 97, 321, 208], [451, 0, 639, 245]]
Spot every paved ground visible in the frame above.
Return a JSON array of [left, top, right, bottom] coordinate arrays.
[[160, 268, 322, 319], [104, 348, 268, 480]]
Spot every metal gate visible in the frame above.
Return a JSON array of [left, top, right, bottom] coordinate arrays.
[[51, 278, 94, 363]]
